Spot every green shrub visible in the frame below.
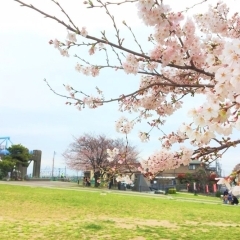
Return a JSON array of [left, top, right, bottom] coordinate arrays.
[[168, 188, 176, 194], [215, 191, 222, 198]]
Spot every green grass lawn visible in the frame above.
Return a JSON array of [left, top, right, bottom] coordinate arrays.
[[0, 184, 239, 240]]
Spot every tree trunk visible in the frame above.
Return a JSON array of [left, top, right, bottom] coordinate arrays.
[[94, 171, 101, 187]]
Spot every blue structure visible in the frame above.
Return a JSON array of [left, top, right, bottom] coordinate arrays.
[[0, 137, 13, 155]]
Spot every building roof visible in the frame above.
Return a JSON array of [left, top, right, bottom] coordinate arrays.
[[189, 160, 202, 165]]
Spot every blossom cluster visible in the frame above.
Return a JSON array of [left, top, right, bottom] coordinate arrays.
[[107, 148, 119, 162], [122, 54, 139, 75], [75, 64, 100, 77], [82, 96, 103, 109], [138, 132, 149, 142], [49, 27, 88, 57], [115, 117, 134, 134], [139, 146, 193, 176], [181, 38, 240, 146]]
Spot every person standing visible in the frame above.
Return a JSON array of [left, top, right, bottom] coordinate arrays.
[[223, 189, 228, 204], [108, 177, 113, 189], [83, 177, 86, 186], [231, 195, 239, 205]]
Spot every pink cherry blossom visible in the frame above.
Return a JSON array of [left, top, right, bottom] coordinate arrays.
[[80, 27, 88, 37], [15, 0, 240, 175], [67, 32, 77, 42]]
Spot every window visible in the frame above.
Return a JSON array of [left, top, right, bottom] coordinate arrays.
[[189, 164, 196, 170]]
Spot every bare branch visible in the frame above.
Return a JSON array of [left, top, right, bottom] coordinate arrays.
[[180, 0, 208, 13], [123, 21, 145, 54], [51, 0, 79, 30], [97, 0, 123, 46], [85, 0, 138, 8]]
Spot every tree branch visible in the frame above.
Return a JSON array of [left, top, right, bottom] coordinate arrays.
[[14, 0, 215, 78], [44, 77, 213, 107], [193, 139, 240, 161], [85, 0, 138, 8]]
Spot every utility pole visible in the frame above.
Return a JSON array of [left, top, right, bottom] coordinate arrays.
[[52, 151, 56, 177]]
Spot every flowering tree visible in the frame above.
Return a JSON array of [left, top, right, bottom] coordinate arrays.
[[229, 163, 240, 184], [63, 133, 139, 186], [14, 0, 240, 177]]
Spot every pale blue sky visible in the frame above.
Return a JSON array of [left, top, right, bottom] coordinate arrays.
[[0, 0, 239, 176]]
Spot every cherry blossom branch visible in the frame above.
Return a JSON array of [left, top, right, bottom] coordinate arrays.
[[212, 138, 223, 145], [44, 77, 213, 107], [14, 0, 215, 78], [73, 52, 214, 88], [180, 0, 208, 13], [84, 0, 138, 8], [110, 45, 123, 65], [51, 0, 79, 31], [103, 48, 110, 66], [123, 21, 145, 54], [206, 146, 230, 165], [14, 0, 240, 174], [44, 79, 87, 104], [119, 134, 136, 174], [193, 139, 240, 161], [178, 37, 191, 60], [97, 0, 123, 46]]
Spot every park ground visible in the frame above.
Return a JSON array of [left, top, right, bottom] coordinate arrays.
[[0, 181, 239, 240]]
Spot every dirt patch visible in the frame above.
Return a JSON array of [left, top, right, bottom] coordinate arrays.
[[117, 222, 135, 229], [98, 216, 178, 229], [185, 220, 239, 227], [142, 219, 177, 228]]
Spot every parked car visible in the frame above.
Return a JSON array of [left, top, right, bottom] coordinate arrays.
[[219, 185, 228, 194]]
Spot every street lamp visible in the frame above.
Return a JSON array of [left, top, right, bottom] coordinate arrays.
[[52, 151, 56, 177]]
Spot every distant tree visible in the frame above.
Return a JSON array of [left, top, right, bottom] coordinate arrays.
[[194, 169, 209, 185], [208, 172, 218, 182], [184, 172, 197, 184], [177, 170, 218, 186], [176, 173, 186, 184], [0, 156, 15, 179], [8, 144, 31, 167], [63, 133, 139, 186], [0, 144, 31, 179]]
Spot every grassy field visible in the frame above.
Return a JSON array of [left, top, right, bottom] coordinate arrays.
[[0, 184, 239, 240]]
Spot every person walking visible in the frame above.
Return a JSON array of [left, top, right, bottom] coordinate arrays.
[[108, 177, 113, 189]]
